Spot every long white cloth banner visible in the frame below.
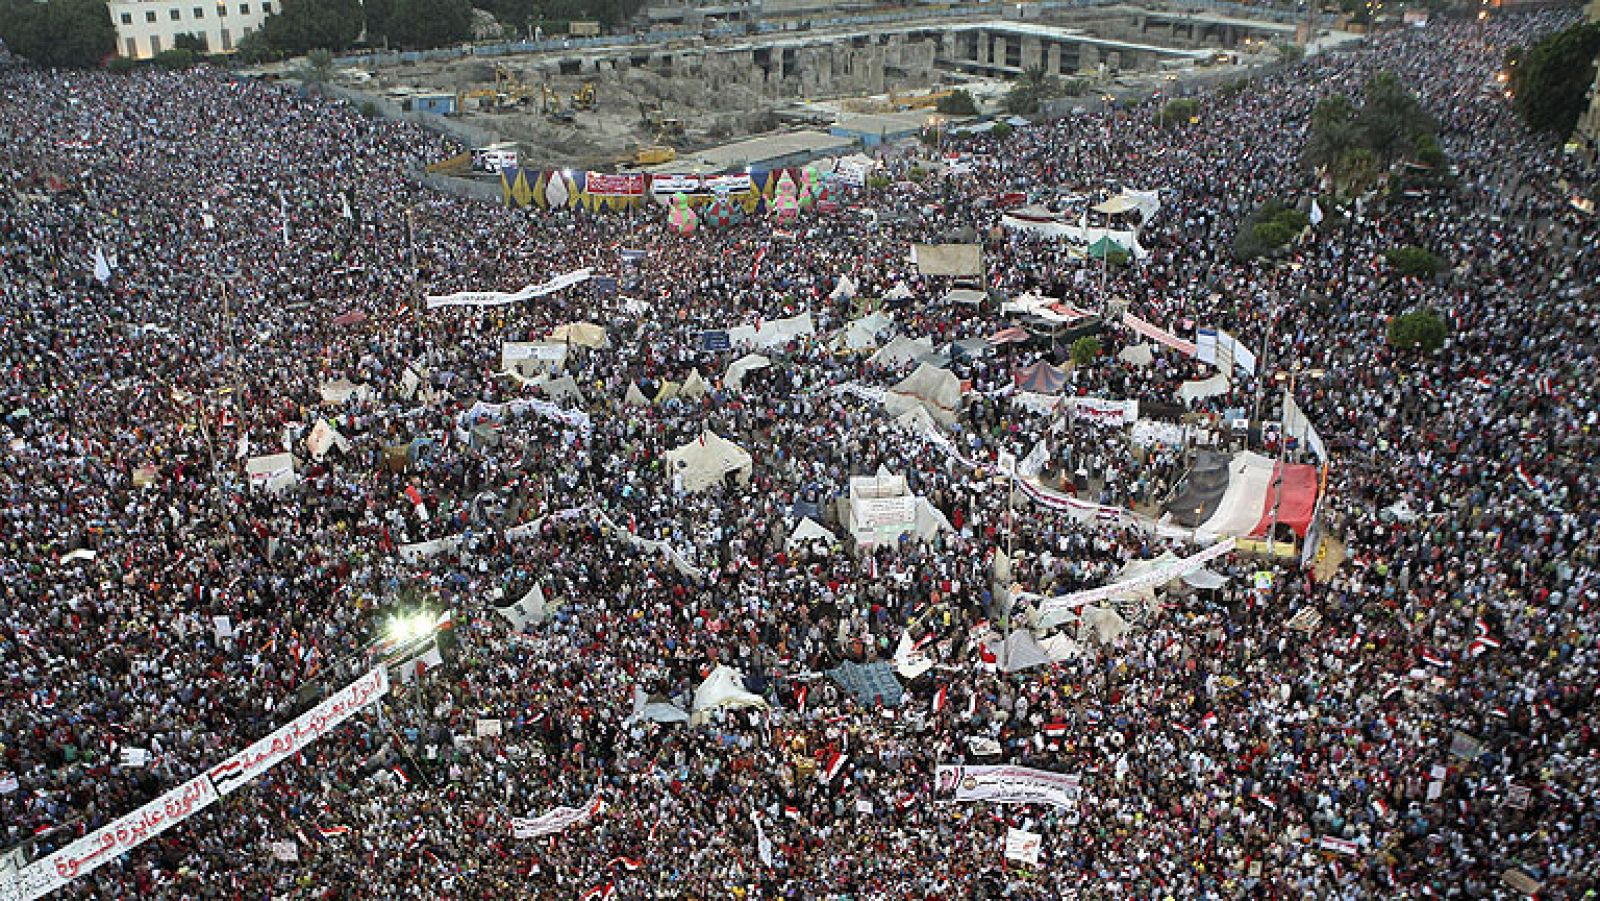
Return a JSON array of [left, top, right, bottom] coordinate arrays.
[[426, 268, 593, 310], [1029, 538, 1236, 619], [458, 398, 593, 434], [511, 795, 605, 839], [935, 765, 1081, 809], [1068, 396, 1137, 427], [5, 775, 218, 901], [206, 666, 389, 796]]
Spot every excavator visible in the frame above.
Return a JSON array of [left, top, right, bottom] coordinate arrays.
[[541, 85, 575, 122], [571, 82, 596, 111]]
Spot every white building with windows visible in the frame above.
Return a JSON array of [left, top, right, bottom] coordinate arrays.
[[108, 0, 276, 59]]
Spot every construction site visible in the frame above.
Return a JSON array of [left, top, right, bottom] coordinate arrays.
[[326, 2, 1350, 172]]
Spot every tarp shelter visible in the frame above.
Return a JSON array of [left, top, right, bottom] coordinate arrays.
[[885, 362, 963, 426], [245, 452, 298, 494], [912, 244, 983, 277], [1014, 361, 1067, 395], [539, 375, 584, 404], [1118, 343, 1155, 367], [1087, 236, 1127, 259], [869, 336, 934, 368], [665, 431, 753, 492], [319, 378, 371, 405], [944, 288, 987, 306], [728, 313, 815, 349], [831, 273, 858, 300], [653, 380, 681, 404], [883, 282, 914, 302], [630, 686, 690, 725], [624, 383, 651, 406], [983, 630, 1053, 673], [502, 341, 569, 376], [1080, 605, 1131, 643], [691, 666, 769, 725], [679, 369, 709, 400], [724, 353, 771, 391], [834, 311, 894, 352], [999, 215, 1150, 259], [787, 517, 836, 551], [914, 497, 954, 540], [1169, 450, 1318, 540], [1177, 372, 1230, 404], [547, 321, 609, 349], [1092, 195, 1140, 215], [828, 661, 904, 706], [1182, 568, 1229, 590]]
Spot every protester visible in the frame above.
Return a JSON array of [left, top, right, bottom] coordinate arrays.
[[1, 9, 1596, 900]]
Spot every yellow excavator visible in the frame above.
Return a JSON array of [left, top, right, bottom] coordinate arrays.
[[541, 85, 574, 122], [571, 82, 596, 111], [494, 67, 535, 107]]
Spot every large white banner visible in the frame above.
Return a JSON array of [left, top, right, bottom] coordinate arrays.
[[1027, 539, 1236, 620], [935, 765, 1080, 809], [206, 666, 389, 796], [426, 268, 593, 310], [1067, 396, 1137, 427], [510, 794, 605, 839], [6, 775, 218, 901]]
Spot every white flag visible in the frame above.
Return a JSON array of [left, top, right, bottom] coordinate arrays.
[[270, 840, 299, 862], [1309, 198, 1324, 226], [92, 247, 112, 284], [753, 813, 773, 867], [280, 194, 291, 247]]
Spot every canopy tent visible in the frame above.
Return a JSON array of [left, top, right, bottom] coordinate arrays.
[[1000, 293, 1094, 325], [988, 326, 1029, 346], [629, 687, 690, 725], [943, 288, 987, 306], [538, 375, 585, 404], [624, 383, 651, 406], [547, 321, 609, 349], [1177, 372, 1230, 404], [678, 369, 709, 400], [1250, 459, 1319, 540], [1092, 195, 1140, 215], [728, 312, 815, 349], [1166, 451, 1232, 528], [868, 336, 935, 368], [1087, 236, 1128, 259], [947, 337, 990, 361], [912, 244, 983, 277], [246, 452, 299, 494], [724, 353, 771, 391], [319, 377, 372, 405], [982, 630, 1053, 673], [653, 380, 681, 404], [1182, 568, 1230, 590], [1014, 361, 1067, 395], [1079, 605, 1131, 643], [664, 431, 753, 492], [831, 273, 858, 300], [828, 661, 904, 706], [833, 311, 894, 352], [883, 282, 914, 302], [884, 362, 963, 427], [1118, 343, 1155, 367], [787, 517, 836, 551], [998, 215, 1150, 259], [690, 666, 769, 725]]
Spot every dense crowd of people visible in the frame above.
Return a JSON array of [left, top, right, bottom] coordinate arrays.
[[1, 7, 1597, 900]]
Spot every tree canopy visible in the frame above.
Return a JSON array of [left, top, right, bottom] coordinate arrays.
[[1302, 71, 1440, 194], [0, 0, 116, 68], [257, 0, 363, 56], [1509, 21, 1600, 137], [387, 0, 472, 50]]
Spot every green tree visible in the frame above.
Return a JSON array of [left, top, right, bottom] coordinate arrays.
[[258, 0, 363, 56], [1159, 97, 1199, 128], [387, 0, 472, 49], [936, 89, 978, 116], [172, 32, 208, 54], [364, 0, 396, 44], [233, 29, 282, 64], [1070, 336, 1102, 367], [1004, 65, 1061, 115], [1384, 245, 1445, 278], [152, 47, 194, 68], [990, 121, 1013, 139], [0, 0, 116, 68], [302, 47, 334, 81], [1510, 21, 1600, 136], [1357, 70, 1433, 165], [1303, 95, 1359, 173], [1387, 309, 1447, 353]]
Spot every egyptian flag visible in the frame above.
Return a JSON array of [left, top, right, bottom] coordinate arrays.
[[1515, 463, 1539, 491], [580, 884, 615, 900], [606, 857, 642, 871], [795, 684, 808, 712], [1198, 711, 1218, 729], [751, 244, 769, 281], [391, 765, 412, 788], [1468, 618, 1501, 657], [821, 748, 848, 784], [1042, 722, 1068, 739], [931, 685, 948, 716], [1420, 647, 1451, 669], [316, 823, 351, 838], [783, 805, 800, 821]]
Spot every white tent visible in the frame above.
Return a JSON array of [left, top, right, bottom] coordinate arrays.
[[547, 321, 609, 349], [724, 353, 771, 391], [787, 517, 836, 551], [630, 686, 690, 725], [245, 452, 299, 494], [1079, 605, 1132, 643], [885, 362, 963, 427], [869, 336, 934, 368], [679, 369, 709, 400], [984, 630, 1052, 673], [1182, 568, 1229, 590], [540, 375, 585, 404], [653, 380, 681, 404], [690, 666, 769, 725], [665, 431, 753, 492], [883, 282, 914, 301], [831, 274, 858, 300], [833, 311, 894, 352], [1118, 344, 1155, 367], [319, 378, 372, 405], [624, 383, 651, 406], [913, 497, 953, 540], [728, 313, 815, 349], [1037, 632, 1082, 662]]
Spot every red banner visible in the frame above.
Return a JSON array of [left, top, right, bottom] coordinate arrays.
[[584, 173, 646, 196]]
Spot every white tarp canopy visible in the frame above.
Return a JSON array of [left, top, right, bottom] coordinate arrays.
[[911, 244, 982, 277], [1080, 605, 1132, 643], [539, 375, 585, 404], [724, 353, 771, 390], [624, 383, 650, 406], [1197, 451, 1277, 538], [319, 378, 372, 405], [630, 686, 690, 725], [1177, 372, 1230, 404], [728, 313, 815, 349], [984, 630, 1052, 673], [679, 369, 709, 400], [883, 282, 914, 301], [787, 517, 836, 551], [831, 274, 858, 300], [665, 431, 753, 492], [691, 666, 769, 725], [885, 362, 963, 427], [914, 497, 953, 540], [1118, 343, 1155, 367], [546, 321, 609, 349], [998, 217, 1150, 259], [869, 336, 934, 368], [833, 311, 894, 351], [944, 288, 987, 306], [1182, 568, 1230, 590], [245, 452, 298, 494], [501, 342, 568, 374]]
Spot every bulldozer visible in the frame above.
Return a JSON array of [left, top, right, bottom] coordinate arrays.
[[541, 85, 574, 122], [632, 144, 676, 165], [571, 82, 596, 111], [642, 109, 685, 137]]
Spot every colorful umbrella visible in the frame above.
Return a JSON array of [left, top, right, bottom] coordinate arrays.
[[668, 192, 698, 234]]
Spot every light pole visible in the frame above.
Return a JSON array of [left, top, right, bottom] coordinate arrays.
[[1266, 365, 1325, 557]]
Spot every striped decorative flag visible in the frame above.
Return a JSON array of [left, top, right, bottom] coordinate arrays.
[[1198, 711, 1218, 729], [1468, 618, 1501, 657], [795, 684, 808, 712], [1042, 722, 1068, 738], [1515, 463, 1539, 491], [822, 749, 848, 784], [606, 857, 643, 871], [391, 765, 411, 787], [783, 805, 800, 821], [931, 685, 948, 716], [1419, 648, 1451, 669], [316, 824, 351, 838], [580, 883, 616, 900]]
